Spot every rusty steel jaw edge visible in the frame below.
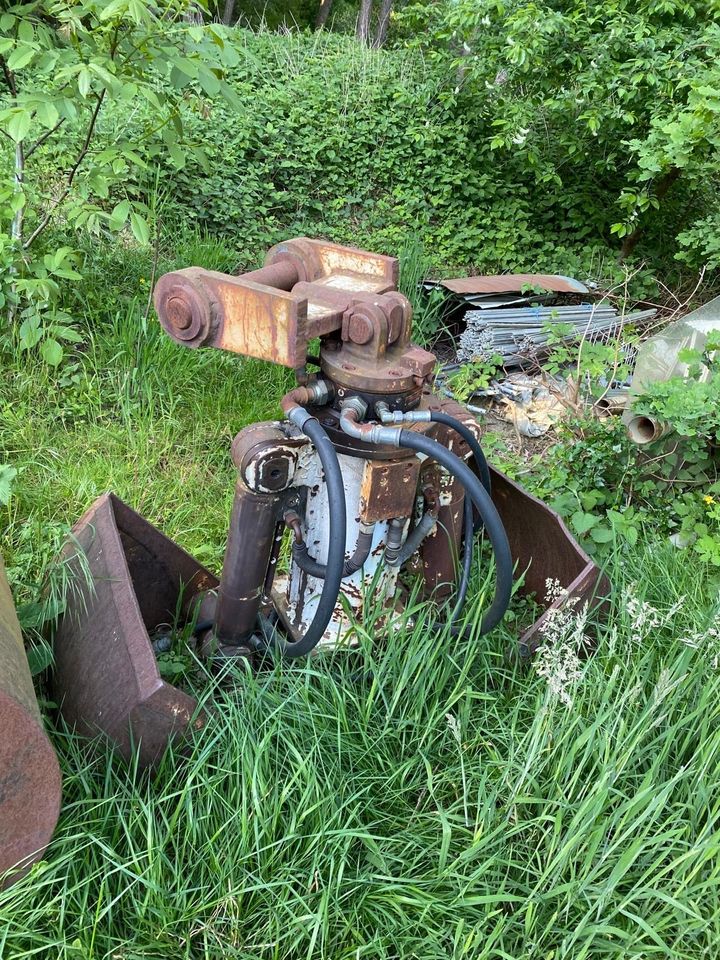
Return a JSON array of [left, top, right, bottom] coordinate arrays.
[[0, 555, 61, 889]]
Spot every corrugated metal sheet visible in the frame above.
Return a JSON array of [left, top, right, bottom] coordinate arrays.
[[440, 274, 589, 295]]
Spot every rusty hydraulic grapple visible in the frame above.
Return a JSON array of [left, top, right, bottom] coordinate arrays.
[[53, 239, 608, 766]]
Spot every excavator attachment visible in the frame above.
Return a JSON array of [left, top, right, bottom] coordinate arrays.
[[50, 238, 609, 769]]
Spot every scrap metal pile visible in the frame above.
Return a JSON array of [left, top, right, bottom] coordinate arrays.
[[425, 274, 656, 367]]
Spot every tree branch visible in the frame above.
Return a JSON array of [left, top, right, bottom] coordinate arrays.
[[0, 54, 17, 96], [23, 90, 106, 250], [24, 117, 67, 160], [619, 167, 682, 260]]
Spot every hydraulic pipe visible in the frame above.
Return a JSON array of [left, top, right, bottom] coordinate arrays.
[[214, 480, 282, 645]]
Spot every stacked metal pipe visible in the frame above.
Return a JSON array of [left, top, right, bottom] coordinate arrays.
[[457, 304, 656, 367]]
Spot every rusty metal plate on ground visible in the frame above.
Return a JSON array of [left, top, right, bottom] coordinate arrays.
[[0, 556, 61, 889], [489, 468, 610, 654], [52, 494, 218, 769], [440, 274, 589, 296]]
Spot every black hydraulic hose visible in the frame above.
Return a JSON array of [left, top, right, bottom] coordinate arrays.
[[269, 413, 347, 658], [429, 412, 491, 532], [292, 526, 374, 580], [397, 430, 513, 634], [388, 509, 437, 568], [448, 493, 474, 627]]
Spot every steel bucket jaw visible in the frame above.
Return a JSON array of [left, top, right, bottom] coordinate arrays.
[[52, 493, 218, 769]]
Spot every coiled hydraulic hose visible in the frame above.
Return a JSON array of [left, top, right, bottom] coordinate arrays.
[[429, 411, 491, 497], [268, 404, 347, 658], [396, 430, 512, 634]]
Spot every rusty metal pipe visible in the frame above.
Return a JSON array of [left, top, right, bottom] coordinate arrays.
[[626, 414, 671, 445], [242, 259, 300, 291], [214, 481, 282, 645]]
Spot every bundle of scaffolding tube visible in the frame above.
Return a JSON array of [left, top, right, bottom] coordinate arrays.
[[456, 304, 656, 367]]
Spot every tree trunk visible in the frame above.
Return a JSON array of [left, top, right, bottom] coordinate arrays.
[[222, 0, 236, 24], [619, 167, 681, 260], [356, 0, 372, 44], [184, 3, 204, 24], [315, 0, 334, 29], [374, 0, 392, 47]]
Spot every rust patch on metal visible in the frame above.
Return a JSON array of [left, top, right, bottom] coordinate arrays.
[[359, 458, 420, 523], [440, 274, 589, 295], [52, 494, 217, 769], [0, 556, 61, 888], [154, 239, 402, 373]]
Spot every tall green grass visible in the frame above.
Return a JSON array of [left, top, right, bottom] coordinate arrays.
[[2, 547, 719, 958], [1, 235, 720, 958]]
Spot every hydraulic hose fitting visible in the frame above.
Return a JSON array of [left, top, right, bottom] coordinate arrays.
[[384, 517, 406, 565], [376, 401, 431, 425], [339, 398, 402, 446], [283, 509, 303, 544], [280, 379, 333, 417]]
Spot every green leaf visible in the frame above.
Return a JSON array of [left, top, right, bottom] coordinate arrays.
[[129, 211, 150, 245], [35, 99, 59, 129], [26, 641, 54, 677], [17, 20, 33, 43], [6, 109, 31, 143], [0, 464, 17, 506], [109, 199, 131, 230], [6, 43, 35, 72], [10, 189, 25, 214], [78, 67, 92, 98], [18, 316, 42, 350], [590, 525, 614, 544], [52, 326, 84, 343], [571, 511, 600, 535], [198, 66, 221, 97], [40, 338, 63, 366], [167, 143, 186, 169], [624, 525, 639, 547]]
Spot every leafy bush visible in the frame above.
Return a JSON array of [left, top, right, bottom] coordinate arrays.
[[396, 0, 720, 272], [28, 27, 683, 286]]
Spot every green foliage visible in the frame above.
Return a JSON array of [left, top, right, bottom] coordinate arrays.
[[0, 0, 241, 360], [396, 0, 720, 269], [101, 30, 659, 284], [543, 320, 636, 396], [448, 353, 503, 402]]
